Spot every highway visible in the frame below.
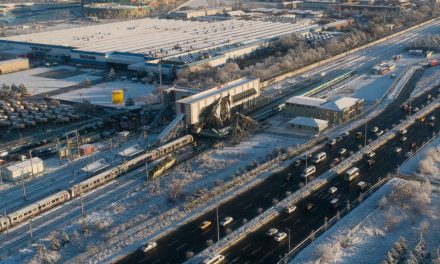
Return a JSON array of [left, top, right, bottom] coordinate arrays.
[[222, 105, 440, 264], [117, 66, 439, 263]]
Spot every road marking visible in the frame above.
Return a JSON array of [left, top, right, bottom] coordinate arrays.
[[242, 243, 252, 251], [244, 203, 253, 210], [175, 243, 187, 251], [151, 259, 161, 264], [231, 257, 240, 263], [167, 240, 179, 247], [263, 192, 271, 198], [281, 183, 287, 187], [251, 247, 262, 255]]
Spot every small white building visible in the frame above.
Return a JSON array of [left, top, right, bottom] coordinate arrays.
[[2, 157, 44, 181], [288, 116, 328, 132]]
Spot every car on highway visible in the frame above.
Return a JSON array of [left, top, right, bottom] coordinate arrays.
[[313, 152, 327, 164], [364, 152, 376, 159], [400, 136, 407, 142], [199, 221, 212, 230], [330, 158, 341, 167], [357, 181, 368, 190], [394, 147, 402, 153], [284, 205, 297, 214], [293, 159, 302, 167], [220, 217, 233, 227], [330, 198, 339, 208], [429, 121, 436, 128], [398, 129, 407, 135], [366, 159, 375, 167], [327, 138, 337, 146], [338, 148, 347, 155], [329, 186, 338, 194], [414, 107, 420, 112], [342, 131, 350, 138], [202, 254, 225, 264], [375, 130, 384, 136], [371, 127, 379, 133], [305, 202, 314, 212], [274, 232, 287, 242], [356, 132, 363, 139], [302, 166, 316, 178], [285, 173, 293, 182], [429, 116, 436, 121], [266, 228, 278, 237], [141, 241, 157, 253], [336, 135, 344, 142]]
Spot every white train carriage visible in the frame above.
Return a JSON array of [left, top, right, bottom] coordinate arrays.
[[8, 203, 39, 225], [152, 135, 193, 160], [119, 151, 153, 172], [35, 191, 70, 211], [0, 217, 11, 232], [70, 167, 119, 198]]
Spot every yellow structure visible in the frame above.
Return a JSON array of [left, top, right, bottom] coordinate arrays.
[[112, 90, 124, 104], [0, 58, 29, 75]]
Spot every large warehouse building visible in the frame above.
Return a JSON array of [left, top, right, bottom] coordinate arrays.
[[0, 18, 323, 76]]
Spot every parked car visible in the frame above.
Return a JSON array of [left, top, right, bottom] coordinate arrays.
[[274, 232, 287, 242], [199, 221, 212, 230], [284, 205, 297, 214], [338, 148, 347, 155], [329, 187, 338, 194], [266, 228, 278, 237], [220, 217, 233, 227], [371, 127, 379, 133], [141, 242, 157, 253], [394, 147, 402, 153], [327, 138, 337, 146], [330, 158, 341, 167]]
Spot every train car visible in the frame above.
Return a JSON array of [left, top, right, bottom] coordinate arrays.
[[150, 157, 176, 180], [8, 203, 39, 226], [153, 135, 193, 159], [119, 151, 153, 172], [70, 167, 119, 198], [35, 191, 70, 212], [0, 217, 11, 232]]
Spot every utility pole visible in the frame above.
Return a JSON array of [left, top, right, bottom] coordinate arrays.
[[56, 138, 61, 161], [285, 227, 291, 253], [28, 216, 33, 240], [75, 130, 80, 158], [305, 155, 308, 185], [29, 150, 34, 178], [21, 169, 26, 198], [364, 120, 367, 147], [216, 206, 220, 242], [80, 193, 85, 216]]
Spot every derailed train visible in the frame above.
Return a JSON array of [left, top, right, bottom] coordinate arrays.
[[0, 135, 193, 232]]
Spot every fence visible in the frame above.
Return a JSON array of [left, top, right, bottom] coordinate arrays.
[[277, 176, 390, 264]]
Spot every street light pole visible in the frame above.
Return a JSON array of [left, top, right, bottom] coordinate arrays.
[[216, 206, 220, 242], [285, 227, 291, 253]]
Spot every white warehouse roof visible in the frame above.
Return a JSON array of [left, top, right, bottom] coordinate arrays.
[[5, 157, 43, 173], [0, 18, 322, 59], [320, 97, 363, 111], [286, 96, 326, 107], [288, 116, 328, 128]]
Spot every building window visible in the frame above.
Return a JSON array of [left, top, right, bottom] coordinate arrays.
[[232, 88, 257, 103]]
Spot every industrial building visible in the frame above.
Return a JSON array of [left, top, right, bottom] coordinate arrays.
[[172, 7, 232, 19], [0, 18, 323, 76], [285, 95, 364, 125], [288, 116, 328, 132], [176, 77, 260, 126], [0, 58, 29, 74], [2, 157, 44, 181]]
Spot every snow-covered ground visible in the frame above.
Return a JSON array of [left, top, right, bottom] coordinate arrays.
[[411, 64, 440, 98], [0, 133, 306, 263], [292, 134, 440, 264], [51, 80, 161, 108], [398, 136, 440, 182], [0, 66, 102, 95]]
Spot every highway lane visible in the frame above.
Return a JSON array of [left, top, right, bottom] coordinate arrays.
[[118, 68, 438, 263], [223, 106, 440, 264]]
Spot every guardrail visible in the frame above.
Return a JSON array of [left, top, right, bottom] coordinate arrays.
[[277, 176, 390, 264], [189, 98, 440, 263]]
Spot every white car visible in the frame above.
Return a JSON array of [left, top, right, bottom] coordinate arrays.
[[371, 127, 379, 133], [400, 136, 407, 142], [274, 232, 287, 242], [284, 205, 297, 214], [329, 187, 338, 194], [394, 147, 402, 153], [266, 228, 278, 237], [220, 216, 233, 227], [141, 241, 157, 253], [375, 130, 384, 136], [338, 148, 347, 155]]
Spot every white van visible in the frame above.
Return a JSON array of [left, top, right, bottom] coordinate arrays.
[[202, 254, 225, 264], [302, 165, 316, 178], [313, 152, 327, 164]]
